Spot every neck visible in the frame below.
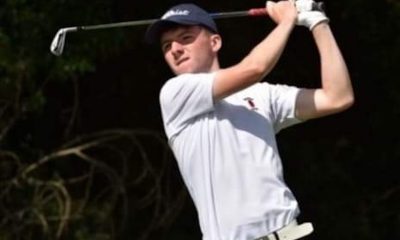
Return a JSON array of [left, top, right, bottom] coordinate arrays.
[[207, 58, 220, 73]]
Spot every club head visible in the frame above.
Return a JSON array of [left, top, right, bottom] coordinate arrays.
[[50, 27, 77, 56]]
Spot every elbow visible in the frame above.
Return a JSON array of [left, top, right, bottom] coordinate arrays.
[[250, 64, 267, 80], [242, 60, 265, 78], [338, 75, 355, 110], [333, 91, 355, 112], [240, 57, 271, 81], [340, 96, 354, 111], [346, 92, 355, 109], [342, 86, 355, 110]]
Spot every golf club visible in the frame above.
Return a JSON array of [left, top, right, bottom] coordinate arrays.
[[50, 2, 324, 56]]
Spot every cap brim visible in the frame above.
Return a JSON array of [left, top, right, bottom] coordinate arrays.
[[144, 19, 202, 44]]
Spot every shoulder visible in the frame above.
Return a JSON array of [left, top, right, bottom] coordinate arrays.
[[160, 73, 215, 99], [159, 75, 187, 102]]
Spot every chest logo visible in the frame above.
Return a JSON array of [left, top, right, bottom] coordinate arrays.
[[244, 97, 258, 111]]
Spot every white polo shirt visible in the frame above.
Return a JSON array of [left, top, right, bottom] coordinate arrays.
[[159, 73, 302, 240]]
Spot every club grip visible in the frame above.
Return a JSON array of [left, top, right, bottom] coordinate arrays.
[[248, 8, 268, 16], [248, 1, 325, 17]]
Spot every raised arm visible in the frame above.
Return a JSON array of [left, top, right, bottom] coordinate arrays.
[[295, 20, 354, 120], [213, 1, 297, 101]]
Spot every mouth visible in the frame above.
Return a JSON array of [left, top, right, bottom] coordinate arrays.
[[176, 57, 189, 66]]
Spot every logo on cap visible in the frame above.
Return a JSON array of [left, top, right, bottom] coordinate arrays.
[[162, 9, 190, 19]]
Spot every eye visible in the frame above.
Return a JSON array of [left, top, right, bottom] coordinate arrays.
[[162, 42, 171, 53], [181, 34, 193, 43]]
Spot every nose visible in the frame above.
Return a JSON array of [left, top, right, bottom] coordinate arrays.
[[171, 41, 184, 58]]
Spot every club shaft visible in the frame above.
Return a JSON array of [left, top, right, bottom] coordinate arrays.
[[76, 9, 266, 31], [72, 2, 324, 32], [51, 2, 324, 55], [78, 19, 158, 31]]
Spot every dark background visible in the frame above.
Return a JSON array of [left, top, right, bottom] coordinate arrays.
[[0, 0, 399, 239]]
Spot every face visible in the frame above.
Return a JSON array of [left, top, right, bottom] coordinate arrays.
[[160, 25, 221, 75]]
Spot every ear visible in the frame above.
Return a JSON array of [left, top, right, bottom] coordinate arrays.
[[210, 34, 222, 52]]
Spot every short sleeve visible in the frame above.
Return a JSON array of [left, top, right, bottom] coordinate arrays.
[[266, 83, 302, 133], [159, 73, 215, 139]]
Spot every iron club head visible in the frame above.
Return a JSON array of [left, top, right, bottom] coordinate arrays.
[[50, 27, 78, 56]]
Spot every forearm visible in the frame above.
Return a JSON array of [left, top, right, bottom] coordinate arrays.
[[313, 23, 354, 108], [241, 19, 295, 80], [213, 20, 295, 100], [212, 1, 298, 100]]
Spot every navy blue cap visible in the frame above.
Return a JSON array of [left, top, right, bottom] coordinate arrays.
[[145, 3, 218, 44]]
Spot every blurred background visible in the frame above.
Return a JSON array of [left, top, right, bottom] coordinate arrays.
[[0, 0, 399, 239]]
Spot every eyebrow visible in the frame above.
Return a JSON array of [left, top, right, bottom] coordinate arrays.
[[161, 27, 198, 45]]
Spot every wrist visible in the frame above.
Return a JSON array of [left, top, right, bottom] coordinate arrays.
[[280, 17, 297, 29], [311, 21, 330, 32], [297, 10, 329, 31]]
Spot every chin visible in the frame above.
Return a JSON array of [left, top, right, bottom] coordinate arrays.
[[172, 63, 208, 75], [174, 67, 196, 75], [174, 69, 190, 75]]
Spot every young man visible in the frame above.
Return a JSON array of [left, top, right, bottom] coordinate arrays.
[[145, 1, 353, 240]]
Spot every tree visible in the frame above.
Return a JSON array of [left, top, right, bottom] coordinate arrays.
[[0, 1, 185, 239], [1, 0, 400, 239]]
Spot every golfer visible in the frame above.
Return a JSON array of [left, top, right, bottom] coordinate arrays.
[[145, 1, 354, 239]]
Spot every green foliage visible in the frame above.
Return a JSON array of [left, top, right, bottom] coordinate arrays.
[[0, 0, 185, 239], [0, 0, 123, 140], [1, 0, 399, 239]]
